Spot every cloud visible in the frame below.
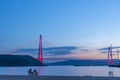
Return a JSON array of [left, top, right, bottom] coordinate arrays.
[[9, 46, 109, 59], [43, 46, 77, 55], [99, 46, 120, 50], [10, 46, 91, 57], [98, 46, 120, 54], [12, 46, 78, 56], [13, 48, 38, 54]]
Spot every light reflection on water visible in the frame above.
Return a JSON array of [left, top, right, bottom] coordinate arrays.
[[0, 66, 120, 76]]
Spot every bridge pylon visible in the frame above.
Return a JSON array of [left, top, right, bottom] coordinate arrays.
[[38, 35, 43, 63]]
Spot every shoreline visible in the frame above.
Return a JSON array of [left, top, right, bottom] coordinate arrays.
[[0, 75, 120, 80]]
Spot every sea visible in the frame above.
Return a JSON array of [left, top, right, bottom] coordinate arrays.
[[1, 66, 120, 77]]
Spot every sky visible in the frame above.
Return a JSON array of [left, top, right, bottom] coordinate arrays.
[[0, 0, 120, 59]]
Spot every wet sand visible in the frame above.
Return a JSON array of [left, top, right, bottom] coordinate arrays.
[[0, 75, 120, 80]]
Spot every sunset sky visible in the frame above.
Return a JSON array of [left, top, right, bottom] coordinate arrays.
[[0, 0, 120, 59]]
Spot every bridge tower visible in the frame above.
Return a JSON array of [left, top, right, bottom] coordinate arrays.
[[117, 49, 119, 60], [108, 45, 114, 65], [38, 35, 43, 63], [107, 47, 110, 64]]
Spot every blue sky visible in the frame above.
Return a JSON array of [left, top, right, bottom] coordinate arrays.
[[0, 0, 120, 59]]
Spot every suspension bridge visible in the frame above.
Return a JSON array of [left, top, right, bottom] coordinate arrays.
[[0, 35, 61, 65], [107, 44, 120, 67], [0, 35, 120, 66]]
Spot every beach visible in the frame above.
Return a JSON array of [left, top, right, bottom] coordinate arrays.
[[0, 75, 120, 80]]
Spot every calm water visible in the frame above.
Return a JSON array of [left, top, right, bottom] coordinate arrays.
[[0, 66, 120, 76]]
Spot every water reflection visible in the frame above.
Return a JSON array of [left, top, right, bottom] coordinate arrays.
[[0, 66, 120, 77], [108, 71, 113, 77]]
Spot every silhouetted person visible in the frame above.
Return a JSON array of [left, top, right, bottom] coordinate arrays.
[[33, 69, 38, 76], [28, 68, 33, 75]]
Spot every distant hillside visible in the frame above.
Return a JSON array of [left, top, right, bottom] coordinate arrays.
[[0, 55, 43, 66], [46, 59, 108, 66]]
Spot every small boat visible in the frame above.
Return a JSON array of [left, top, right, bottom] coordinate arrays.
[[109, 64, 120, 67]]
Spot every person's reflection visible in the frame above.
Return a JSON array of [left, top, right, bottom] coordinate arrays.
[[108, 71, 114, 77]]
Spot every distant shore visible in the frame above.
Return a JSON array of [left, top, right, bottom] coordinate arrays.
[[0, 75, 120, 80]]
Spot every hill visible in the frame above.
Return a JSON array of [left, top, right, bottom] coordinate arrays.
[[46, 59, 108, 66], [0, 55, 43, 66]]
